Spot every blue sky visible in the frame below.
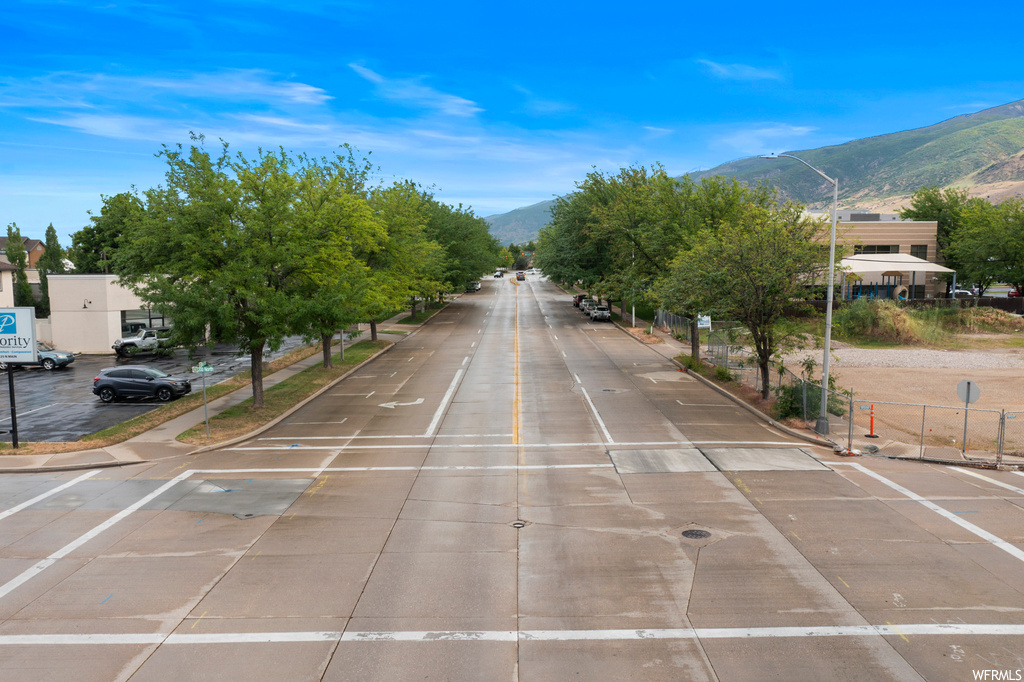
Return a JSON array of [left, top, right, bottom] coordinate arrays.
[[3, 0, 1022, 247]]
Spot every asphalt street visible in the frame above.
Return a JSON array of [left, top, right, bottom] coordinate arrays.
[[0, 336, 313, 442], [1, 277, 1024, 680]]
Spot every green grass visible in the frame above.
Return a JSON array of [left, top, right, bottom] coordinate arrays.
[[397, 303, 446, 324], [177, 340, 390, 444]]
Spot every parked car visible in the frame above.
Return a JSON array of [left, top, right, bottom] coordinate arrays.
[[494, 272, 503, 278], [465, 281, 482, 292], [0, 341, 76, 371], [572, 294, 586, 307], [92, 367, 192, 403], [1009, 288, 1022, 298], [951, 288, 975, 298], [112, 327, 174, 357], [590, 305, 611, 322], [580, 299, 597, 315]]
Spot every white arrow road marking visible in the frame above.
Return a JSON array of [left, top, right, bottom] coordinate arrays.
[[378, 398, 425, 409]]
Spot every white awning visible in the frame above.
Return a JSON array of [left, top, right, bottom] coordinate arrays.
[[841, 253, 955, 276]]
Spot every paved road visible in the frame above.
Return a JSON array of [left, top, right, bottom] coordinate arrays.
[[2, 277, 1024, 680]]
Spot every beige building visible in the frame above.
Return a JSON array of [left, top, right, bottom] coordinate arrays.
[[835, 212, 944, 299], [0, 263, 15, 308], [48, 274, 169, 353]]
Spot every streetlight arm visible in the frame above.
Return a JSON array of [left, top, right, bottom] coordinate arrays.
[[760, 154, 836, 187]]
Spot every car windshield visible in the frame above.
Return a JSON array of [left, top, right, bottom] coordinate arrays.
[[144, 369, 170, 379], [596, 307, 609, 311], [37, 341, 54, 351]]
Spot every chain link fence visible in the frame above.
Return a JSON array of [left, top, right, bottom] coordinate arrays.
[[655, 309, 1023, 468]]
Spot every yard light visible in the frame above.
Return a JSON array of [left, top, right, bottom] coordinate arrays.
[[760, 154, 838, 436]]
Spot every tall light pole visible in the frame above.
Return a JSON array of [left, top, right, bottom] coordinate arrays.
[[761, 154, 838, 436]]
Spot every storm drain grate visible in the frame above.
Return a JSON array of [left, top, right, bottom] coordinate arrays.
[[681, 529, 711, 540]]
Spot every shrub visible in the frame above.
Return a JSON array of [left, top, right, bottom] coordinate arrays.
[[714, 366, 732, 382]]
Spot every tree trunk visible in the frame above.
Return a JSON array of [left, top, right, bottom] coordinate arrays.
[[759, 359, 771, 400], [370, 320, 378, 342], [250, 339, 266, 409], [410, 299, 418, 320], [690, 318, 700, 363], [321, 333, 333, 368]]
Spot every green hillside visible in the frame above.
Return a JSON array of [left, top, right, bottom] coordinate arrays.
[[484, 199, 554, 245], [483, 99, 1024, 241]]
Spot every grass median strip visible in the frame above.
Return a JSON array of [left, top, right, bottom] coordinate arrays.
[[176, 340, 390, 446]]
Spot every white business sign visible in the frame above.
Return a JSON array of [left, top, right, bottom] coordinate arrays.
[[697, 315, 712, 329], [0, 308, 38, 364]]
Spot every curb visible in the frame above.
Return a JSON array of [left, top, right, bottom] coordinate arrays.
[[609, 320, 832, 450], [0, 458, 134, 475]]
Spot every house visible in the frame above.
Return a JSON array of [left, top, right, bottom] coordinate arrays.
[[834, 212, 945, 299], [0, 236, 45, 269], [0, 262, 16, 308]]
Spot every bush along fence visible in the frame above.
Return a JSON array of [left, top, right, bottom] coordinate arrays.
[[656, 310, 1024, 470]]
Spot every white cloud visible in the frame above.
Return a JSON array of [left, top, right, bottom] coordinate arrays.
[[348, 63, 482, 117], [697, 59, 783, 82], [512, 85, 573, 116], [715, 124, 817, 154]]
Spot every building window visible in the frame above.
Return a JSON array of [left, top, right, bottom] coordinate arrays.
[[910, 245, 928, 260], [854, 245, 900, 255]]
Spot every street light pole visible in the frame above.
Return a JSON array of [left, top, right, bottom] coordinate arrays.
[[761, 154, 838, 436]]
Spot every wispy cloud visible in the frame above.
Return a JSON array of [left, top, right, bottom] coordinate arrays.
[[697, 59, 783, 82], [512, 85, 574, 116], [0, 70, 331, 108], [348, 63, 482, 117], [715, 123, 817, 154], [643, 126, 674, 138]]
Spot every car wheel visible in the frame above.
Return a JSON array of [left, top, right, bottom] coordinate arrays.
[[155, 386, 173, 402], [41, 358, 56, 371], [0, 362, 6, 370], [98, 387, 116, 403]]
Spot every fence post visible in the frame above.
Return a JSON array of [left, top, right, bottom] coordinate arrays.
[[801, 380, 808, 423], [847, 393, 854, 453], [919, 405, 926, 460], [997, 410, 1005, 468]]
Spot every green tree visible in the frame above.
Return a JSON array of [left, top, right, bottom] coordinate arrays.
[[69, 192, 143, 273], [290, 154, 386, 367], [657, 199, 835, 398], [4, 223, 35, 309], [35, 223, 67, 318], [946, 198, 1024, 294], [899, 186, 986, 270], [423, 198, 500, 293], [114, 139, 303, 409], [363, 181, 444, 340]]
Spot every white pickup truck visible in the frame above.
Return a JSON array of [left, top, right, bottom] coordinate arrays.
[[112, 327, 174, 357]]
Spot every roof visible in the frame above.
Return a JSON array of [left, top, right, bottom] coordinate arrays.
[[841, 253, 955, 276]]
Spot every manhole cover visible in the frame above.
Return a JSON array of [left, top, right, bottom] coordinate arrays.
[[511, 521, 526, 529], [682, 529, 712, 539]]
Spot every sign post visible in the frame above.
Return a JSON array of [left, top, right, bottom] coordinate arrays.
[[191, 361, 215, 437], [0, 308, 37, 449], [956, 379, 981, 456]]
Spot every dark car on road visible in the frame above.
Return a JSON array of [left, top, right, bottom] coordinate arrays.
[[93, 367, 192, 403]]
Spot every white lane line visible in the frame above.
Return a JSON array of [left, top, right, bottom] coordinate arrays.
[[230, 440, 809, 451], [579, 386, 614, 444], [365, 391, 375, 399], [553, 335, 558, 340], [424, 369, 464, 437], [462, 357, 468, 366], [562, 351, 566, 358], [573, 373, 581, 383], [0, 471, 195, 602], [10, 623, 1024, 646], [259, 434, 514, 440], [478, 329, 482, 334], [677, 401, 732, 407], [0, 403, 61, 423], [471, 342, 477, 348], [834, 462, 1024, 564], [649, 377, 657, 384], [0, 470, 100, 522], [290, 418, 348, 425], [951, 467, 1024, 496]]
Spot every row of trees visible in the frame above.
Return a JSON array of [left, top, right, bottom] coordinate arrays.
[[73, 136, 498, 407], [900, 186, 1024, 294], [534, 166, 835, 397]]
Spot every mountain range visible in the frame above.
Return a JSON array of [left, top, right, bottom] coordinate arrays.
[[483, 99, 1024, 245]]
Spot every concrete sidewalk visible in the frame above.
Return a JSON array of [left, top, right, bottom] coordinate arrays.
[[0, 330, 409, 474]]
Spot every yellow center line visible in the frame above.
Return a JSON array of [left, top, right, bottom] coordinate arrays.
[[886, 621, 910, 643], [837, 576, 850, 588], [513, 289, 521, 445], [191, 611, 208, 629]]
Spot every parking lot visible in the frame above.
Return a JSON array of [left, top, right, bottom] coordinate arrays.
[[0, 337, 311, 443]]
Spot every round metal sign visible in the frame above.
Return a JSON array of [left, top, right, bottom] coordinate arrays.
[[956, 379, 980, 404]]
